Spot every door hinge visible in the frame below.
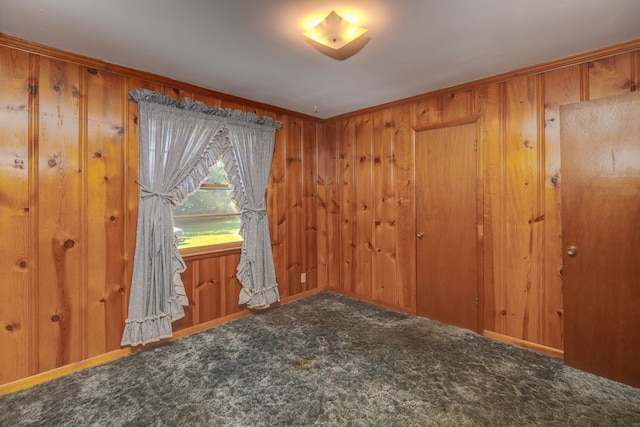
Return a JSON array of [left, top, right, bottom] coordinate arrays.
[[474, 218, 478, 228], [475, 296, 479, 306], [473, 140, 477, 151]]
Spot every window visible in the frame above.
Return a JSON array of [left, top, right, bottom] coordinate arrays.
[[173, 160, 241, 250]]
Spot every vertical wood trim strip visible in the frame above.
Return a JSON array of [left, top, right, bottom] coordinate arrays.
[[315, 123, 328, 290], [475, 107, 485, 333], [28, 53, 40, 376], [498, 82, 507, 334], [580, 63, 590, 101], [121, 77, 130, 332], [536, 73, 546, 345], [79, 65, 89, 361], [327, 123, 340, 290], [631, 51, 638, 89]]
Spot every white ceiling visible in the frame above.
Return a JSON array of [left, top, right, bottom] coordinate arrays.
[[1, 0, 640, 119]]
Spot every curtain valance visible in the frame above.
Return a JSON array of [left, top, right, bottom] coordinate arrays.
[[128, 88, 282, 130]]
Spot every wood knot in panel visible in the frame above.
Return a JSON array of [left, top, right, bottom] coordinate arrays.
[[4, 323, 20, 332], [528, 215, 544, 224], [51, 314, 61, 322], [63, 239, 75, 249]]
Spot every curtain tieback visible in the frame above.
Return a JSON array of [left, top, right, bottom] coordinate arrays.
[[241, 207, 267, 219], [137, 181, 176, 205]]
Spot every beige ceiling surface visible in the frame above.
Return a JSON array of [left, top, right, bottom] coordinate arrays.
[[1, 0, 639, 118]]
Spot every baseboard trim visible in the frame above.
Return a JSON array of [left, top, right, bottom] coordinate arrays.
[[0, 288, 322, 396], [483, 330, 564, 358]]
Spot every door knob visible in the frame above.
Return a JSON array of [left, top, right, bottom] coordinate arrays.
[[417, 231, 425, 239], [566, 246, 577, 256]]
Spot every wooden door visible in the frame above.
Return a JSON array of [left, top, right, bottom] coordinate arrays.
[[561, 91, 640, 388], [415, 121, 478, 331]]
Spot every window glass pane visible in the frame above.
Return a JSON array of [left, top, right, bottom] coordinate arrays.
[[173, 159, 241, 249], [174, 215, 241, 248], [174, 188, 237, 216]]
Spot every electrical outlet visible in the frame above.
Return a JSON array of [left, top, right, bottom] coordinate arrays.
[[301, 273, 307, 283]]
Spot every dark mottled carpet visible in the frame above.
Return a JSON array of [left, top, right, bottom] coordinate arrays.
[[1, 291, 639, 426]]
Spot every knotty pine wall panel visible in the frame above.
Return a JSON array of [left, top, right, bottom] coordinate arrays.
[[285, 117, 303, 298], [392, 103, 417, 311], [86, 68, 126, 356], [303, 119, 319, 292], [541, 66, 581, 350], [315, 124, 329, 292], [322, 44, 640, 351], [338, 117, 356, 294], [0, 46, 32, 384], [270, 114, 288, 297], [37, 57, 84, 372], [324, 123, 340, 291], [476, 82, 505, 336], [502, 75, 543, 343], [371, 108, 397, 304], [354, 114, 374, 299], [0, 36, 322, 387], [587, 52, 635, 100]]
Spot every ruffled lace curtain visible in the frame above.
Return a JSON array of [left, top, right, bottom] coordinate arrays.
[[121, 89, 281, 347]]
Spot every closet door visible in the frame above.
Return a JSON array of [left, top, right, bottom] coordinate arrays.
[[415, 121, 479, 332], [561, 91, 640, 388]]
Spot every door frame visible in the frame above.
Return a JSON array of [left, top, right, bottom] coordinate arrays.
[[412, 115, 484, 333]]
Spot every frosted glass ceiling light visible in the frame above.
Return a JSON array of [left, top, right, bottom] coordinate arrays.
[[303, 10, 370, 60]]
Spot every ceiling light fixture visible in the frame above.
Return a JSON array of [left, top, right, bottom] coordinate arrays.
[[303, 10, 370, 61]]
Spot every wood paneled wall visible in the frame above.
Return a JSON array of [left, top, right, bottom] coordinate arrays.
[[2, 33, 640, 388], [0, 36, 322, 386], [322, 44, 640, 352]]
